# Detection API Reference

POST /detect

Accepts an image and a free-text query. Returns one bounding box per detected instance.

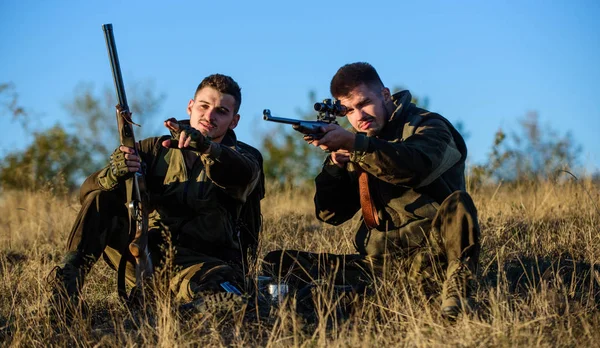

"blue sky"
[1,0,599,173]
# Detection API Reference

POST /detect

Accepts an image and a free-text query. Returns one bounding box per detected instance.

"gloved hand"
[98,146,140,190]
[162,118,211,153]
[109,147,130,177]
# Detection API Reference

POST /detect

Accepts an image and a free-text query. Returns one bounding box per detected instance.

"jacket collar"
[388,90,413,124]
[221,128,237,147]
[375,90,412,138]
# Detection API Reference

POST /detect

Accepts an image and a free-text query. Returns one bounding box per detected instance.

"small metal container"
[257,276,272,290]
[268,283,289,304]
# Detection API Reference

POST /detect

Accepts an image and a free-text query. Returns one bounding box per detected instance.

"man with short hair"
[48,74,263,316]
[264,62,480,319]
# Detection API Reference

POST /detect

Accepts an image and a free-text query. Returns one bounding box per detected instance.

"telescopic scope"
[313,99,348,116]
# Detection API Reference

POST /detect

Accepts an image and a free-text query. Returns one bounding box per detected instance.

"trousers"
[263,191,480,290]
[65,189,243,302]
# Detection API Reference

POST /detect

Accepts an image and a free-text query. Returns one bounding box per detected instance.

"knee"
[81,189,102,204]
[84,189,126,215]
[444,190,476,211]
[448,190,470,202]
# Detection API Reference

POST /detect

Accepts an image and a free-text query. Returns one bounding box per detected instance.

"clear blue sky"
[1,0,599,173]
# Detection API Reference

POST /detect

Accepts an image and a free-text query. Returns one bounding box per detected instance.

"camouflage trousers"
[263,191,480,292]
[66,189,243,303]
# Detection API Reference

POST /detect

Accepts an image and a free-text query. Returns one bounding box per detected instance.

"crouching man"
[264,62,480,319]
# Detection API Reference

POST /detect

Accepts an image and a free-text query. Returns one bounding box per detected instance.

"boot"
[179,291,247,316]
[46,253,89,322]
[441,258,474,320]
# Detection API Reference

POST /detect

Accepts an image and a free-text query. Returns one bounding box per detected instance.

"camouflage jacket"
[80,127,261,256]
[314,90,467,257]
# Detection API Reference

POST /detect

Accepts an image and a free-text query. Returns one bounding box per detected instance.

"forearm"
[79,169,107,203]
[202,144,261,202]
[81,137,160,202]
[314,159,360,225]
[350,120,461,187]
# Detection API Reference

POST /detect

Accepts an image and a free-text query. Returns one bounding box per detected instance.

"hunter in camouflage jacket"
[70,127,261,301]
[314,90,469,258]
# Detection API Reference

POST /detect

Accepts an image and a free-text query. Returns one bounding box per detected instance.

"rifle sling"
[357,168,380,229]
[117,252,129,300]
[117,178,137,303]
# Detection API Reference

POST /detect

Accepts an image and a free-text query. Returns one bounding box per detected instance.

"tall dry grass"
[0,179,599,347]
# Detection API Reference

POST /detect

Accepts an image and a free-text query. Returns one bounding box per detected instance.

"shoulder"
[398,108,453,139]
[416,113,452,130]
[236,140,263,162]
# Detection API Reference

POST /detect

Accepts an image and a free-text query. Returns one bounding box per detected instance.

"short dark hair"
[195,74,242,114]
[330,62,384,98]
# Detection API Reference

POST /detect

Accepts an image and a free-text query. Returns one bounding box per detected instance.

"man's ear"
[382,87,391,102]
[186,99,194,116]
[229,114,240,130]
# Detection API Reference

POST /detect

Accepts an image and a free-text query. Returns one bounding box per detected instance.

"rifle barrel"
[263,112,301,125]
[102,24,128,108]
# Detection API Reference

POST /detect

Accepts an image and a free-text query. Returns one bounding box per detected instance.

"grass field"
[0,178,599,347]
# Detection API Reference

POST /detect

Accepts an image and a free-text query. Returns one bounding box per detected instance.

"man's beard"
[365,101,389,137]
[366,128,378,137]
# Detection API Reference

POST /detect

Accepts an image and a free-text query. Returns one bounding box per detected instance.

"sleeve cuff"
[202,142,221,159]
[97,167,118,191]
[350,133,370,162]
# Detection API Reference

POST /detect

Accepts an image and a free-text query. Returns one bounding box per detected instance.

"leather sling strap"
[357,168,380,229]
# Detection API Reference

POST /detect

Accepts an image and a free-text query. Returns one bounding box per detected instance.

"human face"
[337,83,391,137]
[187,87,240,143]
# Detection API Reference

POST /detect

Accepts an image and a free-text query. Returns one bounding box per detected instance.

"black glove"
[165,118,211,152]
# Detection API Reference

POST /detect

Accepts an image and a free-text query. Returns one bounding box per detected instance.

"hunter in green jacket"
[49,74,262,316]
[264,62,480,320]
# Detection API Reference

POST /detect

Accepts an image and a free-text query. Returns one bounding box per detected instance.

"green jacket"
[80,128,261,256]
[314,90,467,257]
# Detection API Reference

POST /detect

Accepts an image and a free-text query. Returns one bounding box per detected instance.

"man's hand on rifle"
[162,118,211,153]
[302,123,355,153]
[110,146,142,175]
[98,145,142,190]
[330,150,352,168]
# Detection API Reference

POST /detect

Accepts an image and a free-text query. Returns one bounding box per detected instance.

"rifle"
[102,23,153,304]
[263,99,348,139]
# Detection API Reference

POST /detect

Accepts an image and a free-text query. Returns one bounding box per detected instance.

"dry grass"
[0,179,599,347]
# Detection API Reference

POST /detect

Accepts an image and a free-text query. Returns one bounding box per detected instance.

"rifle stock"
[102,24,153,301]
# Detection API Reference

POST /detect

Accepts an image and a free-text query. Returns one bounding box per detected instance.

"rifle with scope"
[263,99,347,139]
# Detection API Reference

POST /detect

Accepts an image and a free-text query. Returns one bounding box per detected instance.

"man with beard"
[48,74,263,317]
[264,62,480,319]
